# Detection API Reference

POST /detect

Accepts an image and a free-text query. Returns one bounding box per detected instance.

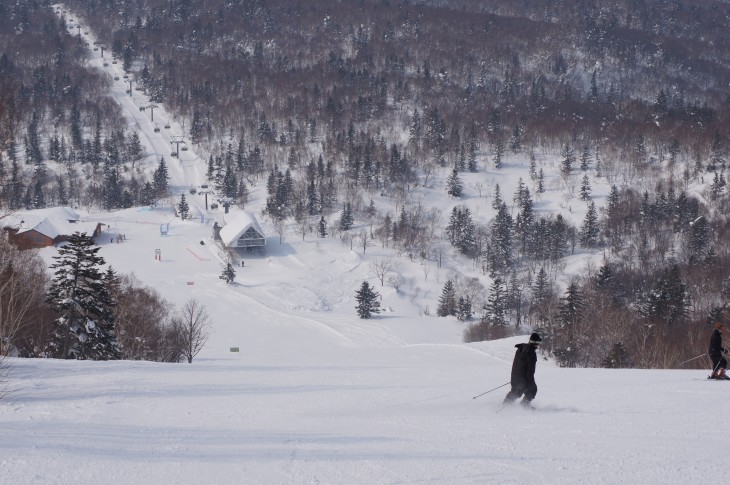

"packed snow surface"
[2,6,725,484]
[1,207,725,485]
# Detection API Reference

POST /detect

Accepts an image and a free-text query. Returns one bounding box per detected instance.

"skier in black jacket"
[503,333,542,407]
[709,322,729,380]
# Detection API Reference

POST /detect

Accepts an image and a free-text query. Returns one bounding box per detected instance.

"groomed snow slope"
[1,206,726,485]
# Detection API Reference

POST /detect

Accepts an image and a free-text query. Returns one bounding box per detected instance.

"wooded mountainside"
[2,0,730,367]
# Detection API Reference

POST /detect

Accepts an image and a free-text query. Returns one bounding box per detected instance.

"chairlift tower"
[171,136,186,158]
[93,41,107,58]
[198,187,213,211]
[141,103,159,122]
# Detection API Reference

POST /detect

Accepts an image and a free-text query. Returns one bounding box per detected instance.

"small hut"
[219,212,266,249]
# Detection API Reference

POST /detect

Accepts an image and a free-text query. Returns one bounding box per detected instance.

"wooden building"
[2,207,104,250]
[219,212,266,249]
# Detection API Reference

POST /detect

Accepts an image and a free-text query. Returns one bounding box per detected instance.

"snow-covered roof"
[219,211,265,247]
[1,207,100,239]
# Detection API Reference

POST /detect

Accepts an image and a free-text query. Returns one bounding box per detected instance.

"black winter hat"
[529,333,542,345]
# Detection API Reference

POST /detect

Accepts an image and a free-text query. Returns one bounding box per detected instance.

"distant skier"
[503,333,542,407]
[709,322,729,380]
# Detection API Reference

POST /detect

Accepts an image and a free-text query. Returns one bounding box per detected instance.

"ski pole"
[679,353,707,366]
[472,382,510,400]
[711,356,724,376]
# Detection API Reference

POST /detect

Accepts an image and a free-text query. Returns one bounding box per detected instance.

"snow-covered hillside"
[1,6,726,485]
[2,204,726,485]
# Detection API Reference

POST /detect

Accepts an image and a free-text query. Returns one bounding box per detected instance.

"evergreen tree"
[339,202,354,231]
[559,282,583,329]
[365,199,377,219]
[532,266,551,323]
[509,121,524,153]
[222,165,238,198]
[306,179,319,215]
[709,132,725,173]
[596,263,614,288]
[57,174,68,206]
[642,264,689,326]
[437,280,457,317]
[529,158,537,181]
[103,266,121,297]
[178,193,190,220]
[561,143,575,174]
[492,138,505,169]
[355,281,381,318]
[141,181,156,206]
[485,277,508,326]
[45,233,119,360]
[467,124,478,172]
[190,110,205,144]
[207,154,215,179]
[492,183,503,210]
[318,216,327,238]
[548,214,570,262]
[580,145,592,171]
[709,172,725,200]
[606,185,620,221]
[506,270,524,326]
[128,132,143,163]
[446,168,463,197]
[104,166,123,210]
[219,260,236,284]
[456,296,473,321]
[445,206,476,255]
[153,156,169,197]
[687,215,710,263]
[555,282,583,367]
[409,108,422,143]
[579,201,600,248]
[490,202,513,274]
[579,174,592,201]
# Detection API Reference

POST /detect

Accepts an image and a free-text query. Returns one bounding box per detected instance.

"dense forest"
[2,0,730,367]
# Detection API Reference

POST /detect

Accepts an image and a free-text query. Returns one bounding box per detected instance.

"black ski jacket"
[709,329,726,360]
[510,343,537,387]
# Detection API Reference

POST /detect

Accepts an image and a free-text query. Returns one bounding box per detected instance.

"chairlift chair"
[171,151,177,157]
[181,145,189,151]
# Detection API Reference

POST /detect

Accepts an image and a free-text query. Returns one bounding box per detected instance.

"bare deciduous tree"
[0,239,48,356]
[175,299,212,364]
[369,258,395,286]
[0,355,12,400]
[113,274,176,361]
[359,229,370,254]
